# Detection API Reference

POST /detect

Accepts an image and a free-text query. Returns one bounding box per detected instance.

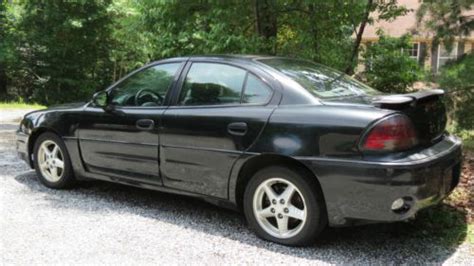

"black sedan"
[16,55,462,246]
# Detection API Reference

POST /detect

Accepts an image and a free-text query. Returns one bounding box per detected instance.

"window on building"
[403,43,419,61]
[437,43,458,72]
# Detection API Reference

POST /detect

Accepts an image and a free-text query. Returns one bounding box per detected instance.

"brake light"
[361,114,418,152]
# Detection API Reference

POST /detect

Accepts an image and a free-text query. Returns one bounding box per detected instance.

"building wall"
[356,39,474,75]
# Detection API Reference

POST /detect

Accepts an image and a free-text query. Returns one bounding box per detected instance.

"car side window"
[109,63,181,107]
[243,74,272,104]
[178,63,247,106]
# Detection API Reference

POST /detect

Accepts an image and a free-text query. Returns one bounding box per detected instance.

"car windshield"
[259,58,381,100]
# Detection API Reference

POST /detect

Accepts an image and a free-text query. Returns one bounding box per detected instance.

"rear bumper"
[300,135,462,226]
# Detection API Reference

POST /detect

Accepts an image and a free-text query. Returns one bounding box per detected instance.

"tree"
[16,1,114,104]
[417,0,474,50]
[0,1,12,99]
[134,1,268,60]
[1,0,413,104]
[438,53,474,130]
[275,1,365,69]
[107,0,152,82]
[0,3,7,99]
[254,0,277,54]
[133,1,402,70]
[362,32,423,93]
[416,1,474,130]
[345,0,409,74]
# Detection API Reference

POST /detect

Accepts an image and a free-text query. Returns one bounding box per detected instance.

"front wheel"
[33,132,76,189]
[243,166,327,246]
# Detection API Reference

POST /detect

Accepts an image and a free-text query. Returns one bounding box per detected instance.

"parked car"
[16,55,462,246]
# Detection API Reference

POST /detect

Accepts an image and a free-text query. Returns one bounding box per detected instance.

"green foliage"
[362,32,423,93]
[276,1,361,70]
[0,101,45,110]
[0,2,20,100]
[134,1,270,58]
[107,0,153,81]
[452,128,474,150]
[412,206,469,247]
[0,0,425,105]
[417,0,474,50]
[438,53,474,130]
[5,1,114,105]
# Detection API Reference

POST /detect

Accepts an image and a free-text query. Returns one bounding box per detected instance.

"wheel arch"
[234,153,327,212]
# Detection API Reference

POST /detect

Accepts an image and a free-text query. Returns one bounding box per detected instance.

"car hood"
[46,102,88,110]
[23,102,87,122]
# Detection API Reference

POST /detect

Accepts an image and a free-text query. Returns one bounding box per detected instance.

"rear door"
[160,60,278,198]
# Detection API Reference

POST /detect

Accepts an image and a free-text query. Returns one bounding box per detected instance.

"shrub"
[438,53,474,131]
[361,32,423,94]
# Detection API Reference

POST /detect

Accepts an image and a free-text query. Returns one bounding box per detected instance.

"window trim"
[410,42,420,61]
[170,61,275,109]
[437,43,458,72]
[401,42,420,61]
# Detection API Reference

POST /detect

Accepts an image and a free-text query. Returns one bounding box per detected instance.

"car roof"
[154,54,285,64]
[188,54,276,60]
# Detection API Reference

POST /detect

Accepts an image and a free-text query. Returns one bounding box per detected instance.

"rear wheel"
[33,132,76,189]
[243,166,327,246]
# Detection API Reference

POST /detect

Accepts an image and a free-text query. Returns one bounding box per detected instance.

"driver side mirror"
[92,90,109,108]
[92,90,123,115]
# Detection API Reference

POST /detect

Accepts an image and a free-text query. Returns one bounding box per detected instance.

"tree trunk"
[308,3,320,62]
[254,0,277,54]
[345,0,373,75]
[0,63,7,100]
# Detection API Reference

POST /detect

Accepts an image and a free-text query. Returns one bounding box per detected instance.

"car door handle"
[227,122,248,136]
[136,119,155,131]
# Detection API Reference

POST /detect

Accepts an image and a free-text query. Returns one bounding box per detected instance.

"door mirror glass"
[92,91,108,107]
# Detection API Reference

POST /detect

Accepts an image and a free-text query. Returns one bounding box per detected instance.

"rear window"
[259,58,380,99]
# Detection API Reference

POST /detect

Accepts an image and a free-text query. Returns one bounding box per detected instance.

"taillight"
[360,114,418,152]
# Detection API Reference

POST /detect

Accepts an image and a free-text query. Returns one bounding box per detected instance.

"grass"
[411,205,469,247]
[452,128,474,151]
[468,224,474,244]
[462,134,474,151]
[0,101,45,110]
[447,125,474,151]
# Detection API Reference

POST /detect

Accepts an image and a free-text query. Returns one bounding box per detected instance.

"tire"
[33,132,76,189]
[243,166,327,246]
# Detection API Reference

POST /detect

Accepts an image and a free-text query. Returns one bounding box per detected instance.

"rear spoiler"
[372,89,444,109]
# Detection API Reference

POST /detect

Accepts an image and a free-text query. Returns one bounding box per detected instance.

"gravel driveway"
[1,109,473,265]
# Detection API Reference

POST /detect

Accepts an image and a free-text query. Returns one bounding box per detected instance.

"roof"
[186,54,277,61]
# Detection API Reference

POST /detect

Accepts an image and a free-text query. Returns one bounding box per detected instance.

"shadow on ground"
[14,171,468,264]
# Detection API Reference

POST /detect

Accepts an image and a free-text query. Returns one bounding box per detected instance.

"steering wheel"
[134,89,163,106]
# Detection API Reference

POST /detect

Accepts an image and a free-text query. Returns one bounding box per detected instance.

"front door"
[78,62,183,184]
[160,61,276,198]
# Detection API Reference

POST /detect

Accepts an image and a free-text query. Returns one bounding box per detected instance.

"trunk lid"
[371,89,447,146]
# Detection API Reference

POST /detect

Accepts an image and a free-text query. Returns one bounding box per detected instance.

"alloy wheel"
[37,140,65,182]
[252,177,307,239]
